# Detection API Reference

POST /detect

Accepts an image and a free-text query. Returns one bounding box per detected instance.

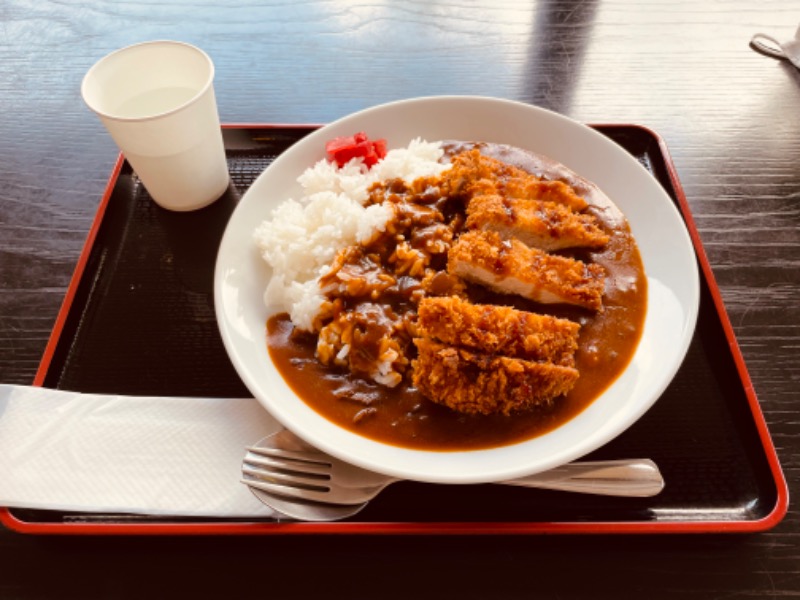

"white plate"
[214,96,700,484]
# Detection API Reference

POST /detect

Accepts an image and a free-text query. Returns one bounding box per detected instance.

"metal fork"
[241,430,664,507]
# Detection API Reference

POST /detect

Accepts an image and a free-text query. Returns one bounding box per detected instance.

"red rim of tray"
[0,123,787,535]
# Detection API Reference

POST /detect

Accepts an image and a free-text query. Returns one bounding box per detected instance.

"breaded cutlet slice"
[439,149,512,196]
[448,230,606,311]
[440,149,589,212]
[465,194,609,251]
[412,338,579,415]
[417,296,579,367]
[504,179,588,212]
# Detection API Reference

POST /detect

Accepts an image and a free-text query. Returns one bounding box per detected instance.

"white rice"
[254,138,451,331]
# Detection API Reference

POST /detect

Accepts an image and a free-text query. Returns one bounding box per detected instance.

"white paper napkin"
[0,384,280,518]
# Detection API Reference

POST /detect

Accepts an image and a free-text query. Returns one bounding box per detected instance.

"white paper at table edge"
[0,384,279,518]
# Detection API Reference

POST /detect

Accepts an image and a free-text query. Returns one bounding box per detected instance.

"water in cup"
[114,87,198,119]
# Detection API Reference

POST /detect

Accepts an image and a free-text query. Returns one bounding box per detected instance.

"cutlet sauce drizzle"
[267,142,647,451]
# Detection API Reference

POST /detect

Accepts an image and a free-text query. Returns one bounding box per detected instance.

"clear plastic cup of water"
[81,41,229,211]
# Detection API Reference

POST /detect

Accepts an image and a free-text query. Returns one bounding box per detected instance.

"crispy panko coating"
[440,149,589,211]
[504,179,588,212]
[465,193,609,251]
[412,338,579,416]
[448,230,606,311]
[438,149,508,196]
[417,296,579,367]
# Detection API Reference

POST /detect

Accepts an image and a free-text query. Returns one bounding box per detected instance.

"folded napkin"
[0,384,279,518]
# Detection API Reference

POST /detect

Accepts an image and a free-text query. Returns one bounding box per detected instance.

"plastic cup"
[81,41,230,211]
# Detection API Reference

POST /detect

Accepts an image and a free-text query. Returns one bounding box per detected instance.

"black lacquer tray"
[0,125,787,535]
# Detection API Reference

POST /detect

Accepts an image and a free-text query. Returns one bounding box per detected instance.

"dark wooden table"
[1,1,798,597]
